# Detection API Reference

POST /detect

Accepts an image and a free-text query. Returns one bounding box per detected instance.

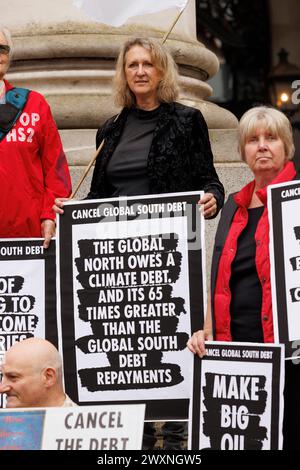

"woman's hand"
[198,193,217,219]
[187,329,213,358]
[41,219,56,249]
[53,197,70,215]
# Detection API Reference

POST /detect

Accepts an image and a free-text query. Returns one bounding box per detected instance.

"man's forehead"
[2,352,28,372]
[0,356,6,370]
[1,361,27,376]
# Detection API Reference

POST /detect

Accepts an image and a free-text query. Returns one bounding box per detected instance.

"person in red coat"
[188,106,300,449]
[0,27,71,247]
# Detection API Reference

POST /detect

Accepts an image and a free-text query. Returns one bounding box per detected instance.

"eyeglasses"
[0,44,10,55]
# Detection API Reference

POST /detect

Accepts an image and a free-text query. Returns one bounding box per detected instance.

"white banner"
[73,0,188,26]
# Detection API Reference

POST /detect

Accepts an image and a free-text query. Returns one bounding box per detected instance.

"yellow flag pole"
[69,1,190,199]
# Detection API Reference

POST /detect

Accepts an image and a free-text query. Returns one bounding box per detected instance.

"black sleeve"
[190,109,224,217]
[210,193,237,336]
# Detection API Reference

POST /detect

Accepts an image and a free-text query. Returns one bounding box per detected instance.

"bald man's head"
[5,338,63,379]
[0,338,65,408]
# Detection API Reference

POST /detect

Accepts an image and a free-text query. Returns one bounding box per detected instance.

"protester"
[54,36,224,217]
[0,26,71,248]
[188,106,300,450]
[0,337,76,408]
[54,36,224,449]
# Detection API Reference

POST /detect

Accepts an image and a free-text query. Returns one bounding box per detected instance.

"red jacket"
[0,80,71,237]
[213,161,296,342]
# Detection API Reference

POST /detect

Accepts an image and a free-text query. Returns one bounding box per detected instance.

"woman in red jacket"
[0,27,71,247]
[188,106,300,449]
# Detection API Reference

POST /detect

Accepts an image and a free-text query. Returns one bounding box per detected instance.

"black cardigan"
[87,102,224,216]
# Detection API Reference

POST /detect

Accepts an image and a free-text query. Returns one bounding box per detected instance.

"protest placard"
[268,181,300,358]
[57,192,205,419]
[189,342,284,450]
[0,239,57,352]
[0,404,145,450]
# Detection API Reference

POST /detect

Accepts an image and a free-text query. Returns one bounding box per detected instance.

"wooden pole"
[70,139,105,199]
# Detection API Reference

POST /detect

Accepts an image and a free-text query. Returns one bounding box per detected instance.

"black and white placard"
[268,180,300,358]
[0,239,57,408]
[189,342,284,450]
[57,192,205,420]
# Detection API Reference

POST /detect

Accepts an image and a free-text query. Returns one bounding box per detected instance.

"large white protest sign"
[57,192,205,420]
[0,404,145,450]
[189,342,284,450]
[0,239,57,409]
[268,180,300,358]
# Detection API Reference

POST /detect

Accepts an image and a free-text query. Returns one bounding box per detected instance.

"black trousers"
[143,422,187,450]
